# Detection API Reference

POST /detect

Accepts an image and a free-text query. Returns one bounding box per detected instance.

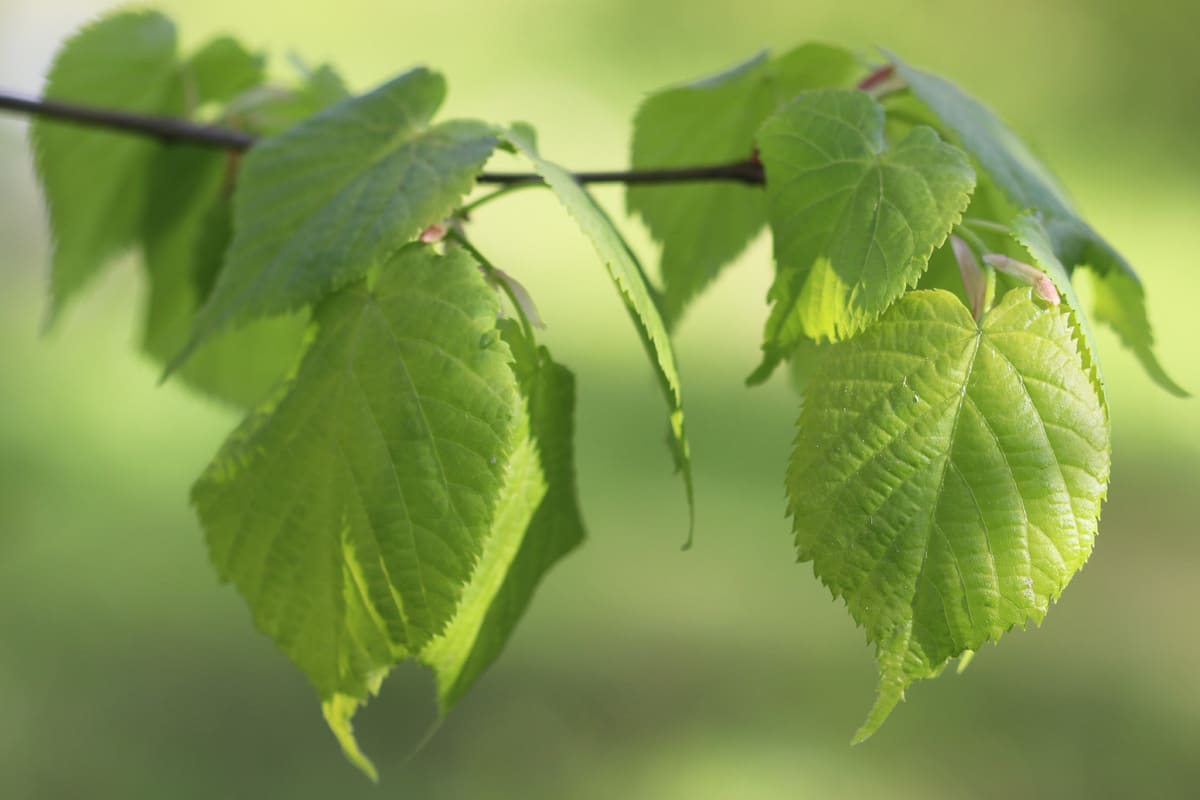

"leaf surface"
[890,53,1185,396]
[628,44,858,323]
[508,129,695,542]
[193,244,520,704]
[423,321,586,709]
[142,145,308,407]
[788,288,1109,741]
[754,88,974,377]
[181,69,497,358]
[31,10,182,318]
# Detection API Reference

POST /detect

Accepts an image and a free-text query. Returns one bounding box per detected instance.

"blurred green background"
[2,0,1198,797]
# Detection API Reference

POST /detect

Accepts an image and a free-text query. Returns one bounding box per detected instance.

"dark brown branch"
[0,89,765,186]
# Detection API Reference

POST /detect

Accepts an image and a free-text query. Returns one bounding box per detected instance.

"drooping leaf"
[424,320,585,709]
[753,88,975,377]
[31,10,182,319]
[506,128,695,543]
[627,44,859,324]
[179,68,498,362]
[185,35,265,108]
[789,288,1109,741]
[192,244,521,706]
[142,145,308,407]
[319,321,585,778]
[890,52,1185,396]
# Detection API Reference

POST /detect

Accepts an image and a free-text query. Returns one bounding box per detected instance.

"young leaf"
[627,44,858,324]
[142,145,308,407]
[192,244,521,704]
[754,89,974,376]
[31,10,182,319]
[890,53,1186,396]
[789,289,1109,742]
[506,128,695,543]
[179,68,498,362]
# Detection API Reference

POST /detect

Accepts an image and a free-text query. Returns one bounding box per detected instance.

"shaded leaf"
[789,288,1109,741]
[628,44,858,323]
[142,145,308,407]
[185,35,265,108]
[31,10,182,318]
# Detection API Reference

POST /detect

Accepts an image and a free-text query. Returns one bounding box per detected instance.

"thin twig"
[0,89,765,186]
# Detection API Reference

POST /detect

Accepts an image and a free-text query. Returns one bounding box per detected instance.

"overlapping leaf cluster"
[629,47,1181,737]
[26,8,1184,779]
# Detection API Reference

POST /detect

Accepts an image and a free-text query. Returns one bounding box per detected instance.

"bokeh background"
[2,1,1198,797]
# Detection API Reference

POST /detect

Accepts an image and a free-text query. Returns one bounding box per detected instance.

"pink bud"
[983,254,1060,305]
[950,236,986,320]
[419,223,448,244]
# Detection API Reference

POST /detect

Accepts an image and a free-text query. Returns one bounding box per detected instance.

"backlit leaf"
[789,288,1109,741]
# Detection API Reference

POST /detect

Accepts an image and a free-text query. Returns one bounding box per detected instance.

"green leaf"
[1009,212,1107,412]
[789,288,1109,741]
[141,145,308,407]
[193,244,520,704]
[224,64,350,136]
[185,35,265,108]
[627,44,858,324]
[179,68,498,362]
[424,321,585,710]
[506,128,695,544]
[31,10,182,319]
[754,88,974,375]
[318,321,585,778]
[890,52,1185,396]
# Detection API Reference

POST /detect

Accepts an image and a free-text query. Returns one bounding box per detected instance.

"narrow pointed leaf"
[507,129,694,542]
[181,69,498,359]
[890,52,1185,396]
[789,288,1109,741]
[755,88,974,375]
[193,244,521,703]
[31,10,182,318]
[628,44,858,323]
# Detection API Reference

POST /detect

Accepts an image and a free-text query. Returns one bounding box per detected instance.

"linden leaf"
[193,244,521,704]
[753,88,974,379]
[627,44,859,324]
[31,10,182,319]
[179,68,497,361]
[789,288,1109,741]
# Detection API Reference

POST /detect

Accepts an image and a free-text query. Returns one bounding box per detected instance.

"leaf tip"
[322,694,379,782]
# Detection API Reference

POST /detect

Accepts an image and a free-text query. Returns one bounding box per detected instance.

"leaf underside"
[789,288,1109,741]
